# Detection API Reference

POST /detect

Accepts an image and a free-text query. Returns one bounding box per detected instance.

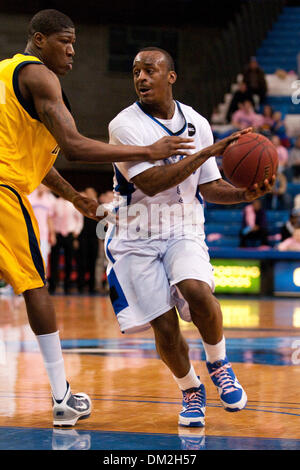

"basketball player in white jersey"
[105,47,274,427]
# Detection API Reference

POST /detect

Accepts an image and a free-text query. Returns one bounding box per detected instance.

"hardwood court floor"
[0,293,299,450]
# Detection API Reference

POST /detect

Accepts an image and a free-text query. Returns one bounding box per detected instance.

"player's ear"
[32,32,47,49]
[168,71,177,85]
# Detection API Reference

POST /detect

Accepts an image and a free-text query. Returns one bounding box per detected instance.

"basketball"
[222,133,278,188]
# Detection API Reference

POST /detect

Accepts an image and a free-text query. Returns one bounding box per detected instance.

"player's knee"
[184,281,213,312]
[151,314,181,349]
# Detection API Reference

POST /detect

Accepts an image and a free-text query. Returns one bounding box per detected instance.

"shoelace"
[183,389,205,411]
[209,363,238,395]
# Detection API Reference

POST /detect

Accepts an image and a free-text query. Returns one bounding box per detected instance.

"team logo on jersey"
[188,123,196,136]
[51,145,60,155]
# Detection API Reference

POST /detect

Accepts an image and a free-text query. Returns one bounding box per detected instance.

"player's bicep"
[22,64,79,145]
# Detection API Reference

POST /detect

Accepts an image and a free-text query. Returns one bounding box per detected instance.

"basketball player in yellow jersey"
[0,9,195,427]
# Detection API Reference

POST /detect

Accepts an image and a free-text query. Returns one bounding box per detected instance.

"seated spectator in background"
[294,193,300,210]
[243,57,268,105]
[226,81,255,123]
[231,100,263,131]
[77,187,99,294]
[280,208,300,241]
[270,135,289,173]
[240,200,269,247]
[49,196,83,295]
[278,225,300,251]
[288,137,300,181]
[28,184,56,272]
[265,172,291,210]
[271,111,290,147]
[260,105,275,136]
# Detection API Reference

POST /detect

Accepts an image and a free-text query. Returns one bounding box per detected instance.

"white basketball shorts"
[105,233,215,334]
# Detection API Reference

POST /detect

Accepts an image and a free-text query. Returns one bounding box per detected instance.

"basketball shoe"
[179,382,206,427]
[206,357,247,412]
[52,382,91,426]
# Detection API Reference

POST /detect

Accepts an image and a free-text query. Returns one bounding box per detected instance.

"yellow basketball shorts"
[0,184,45,295]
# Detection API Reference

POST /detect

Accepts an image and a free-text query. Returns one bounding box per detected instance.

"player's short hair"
[27,9,74,39]
[137,47,175,72]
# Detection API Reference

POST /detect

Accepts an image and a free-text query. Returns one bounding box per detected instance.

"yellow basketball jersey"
[0,53,59,194]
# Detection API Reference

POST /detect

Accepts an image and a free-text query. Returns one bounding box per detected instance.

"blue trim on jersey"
[196,189,203,205]
[107,268,129,315]
[12,61,44,121]
[113,164,135,205]
[136,101,187,136]
[105,225,116,264]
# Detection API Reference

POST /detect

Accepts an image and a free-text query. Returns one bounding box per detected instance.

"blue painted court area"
[3,336,300,365]
[0,426,299,450]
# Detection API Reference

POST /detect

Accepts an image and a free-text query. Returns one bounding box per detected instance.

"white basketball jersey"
[108,100,221,239]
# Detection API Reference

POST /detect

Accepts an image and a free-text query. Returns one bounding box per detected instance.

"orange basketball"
[222,133,278,188]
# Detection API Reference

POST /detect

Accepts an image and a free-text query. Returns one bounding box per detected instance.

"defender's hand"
[147,136,195,161]
[72,194,104,221]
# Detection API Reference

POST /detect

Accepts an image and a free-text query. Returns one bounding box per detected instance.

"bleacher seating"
[207,6,300,253]
[204,209,290,248]
[256,7,300,74]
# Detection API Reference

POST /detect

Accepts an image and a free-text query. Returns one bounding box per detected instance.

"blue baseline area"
[209,248,300,260]
[3,337,300,366]
[0,426,299,450]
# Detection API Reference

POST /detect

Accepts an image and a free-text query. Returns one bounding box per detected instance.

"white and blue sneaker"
[207,357,247,412]
[52,383,91,426]
[179,383,206,427]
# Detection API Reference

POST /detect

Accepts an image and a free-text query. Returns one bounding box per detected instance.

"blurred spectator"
[225,81,255,123]
[242,57,268,105]
[278,225,300,251]
[260,105,275,136]
[265,172,291,210]
[28,184,56,272]
[231,100,263,130]
[270,135,289,173]
[77,187,99,294]
[271,111,290,146]
[280,208,300,241]
[287,137,300,181]
[49,197,83,294]
[240,200,269,247]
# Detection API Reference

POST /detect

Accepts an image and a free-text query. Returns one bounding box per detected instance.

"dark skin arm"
[19,64,194,163]
[42,167,100,220]
[132,128,252,197]
[198,176,276,204]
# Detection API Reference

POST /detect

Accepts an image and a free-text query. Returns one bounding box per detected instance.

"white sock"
[36,331,67,401]
[173,365,201,391]
[202,336,226,364]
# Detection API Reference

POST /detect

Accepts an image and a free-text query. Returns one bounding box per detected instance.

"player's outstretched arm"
[21,65,194,163]
[42,166,100,220]
[132,129,252,197]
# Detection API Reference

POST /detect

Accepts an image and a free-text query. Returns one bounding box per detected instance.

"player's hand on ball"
[207,127,253,157]
[243,175,276,202]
